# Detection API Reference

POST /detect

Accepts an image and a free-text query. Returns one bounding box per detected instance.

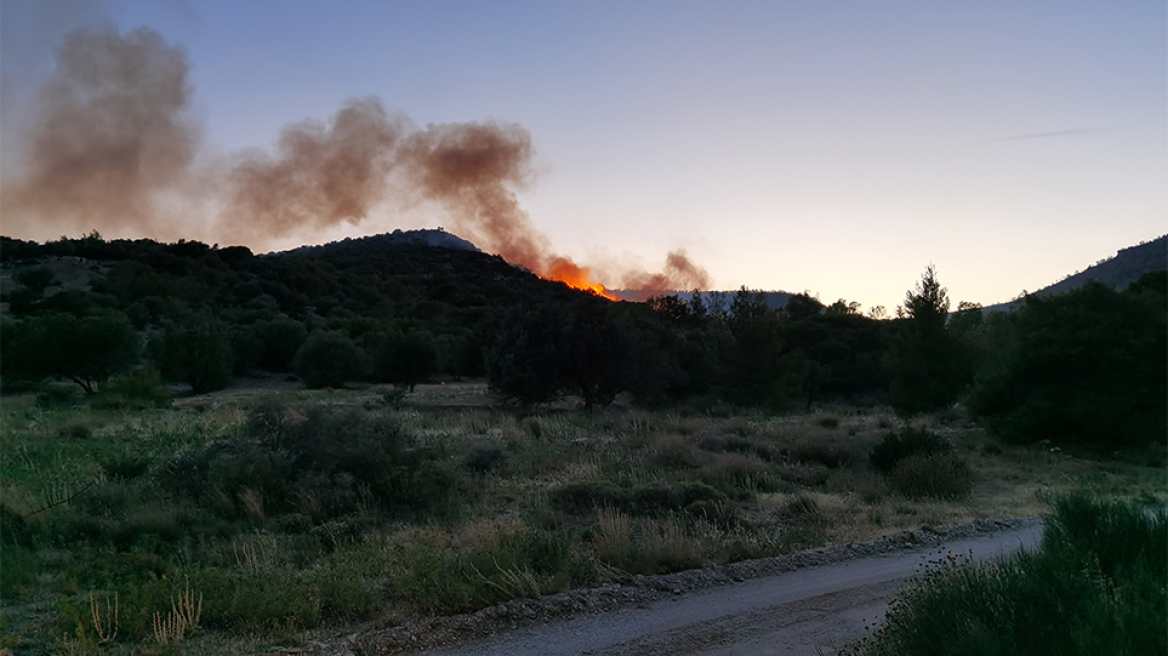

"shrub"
[780,492,822,519]
[888,452,972,500]
[165,406,453,522]
[36,386,80,408]
[549,480,725,516]
[870,427,951,474]
[100,452,153,478]
[851,495,1167,656]
[462,443,506,473]
[91,367,172,409]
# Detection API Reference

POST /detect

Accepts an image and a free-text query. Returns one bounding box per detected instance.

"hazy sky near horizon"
[2,0,1164,311]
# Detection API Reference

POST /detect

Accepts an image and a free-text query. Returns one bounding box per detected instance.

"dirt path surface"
[416,524,1043,656]
[282,520,1040,656]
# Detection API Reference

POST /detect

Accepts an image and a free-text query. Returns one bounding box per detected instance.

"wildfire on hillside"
[2,25,709,299]
[544,257,617,300]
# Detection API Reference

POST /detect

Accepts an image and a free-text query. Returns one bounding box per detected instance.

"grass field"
[1,381,1164,655]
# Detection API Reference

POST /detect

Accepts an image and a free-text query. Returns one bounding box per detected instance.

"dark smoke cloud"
[3,25,709,293]
[623,249,711,292]
[226,98,405,243]
[397,122,551,273]
[2,26,198,238]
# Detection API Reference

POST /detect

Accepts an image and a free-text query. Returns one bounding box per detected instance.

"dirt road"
[421,525,1042,656]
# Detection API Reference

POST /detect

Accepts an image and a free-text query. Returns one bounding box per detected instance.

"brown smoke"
[3,25,710,295]
[2,26,198,238]
[226,98,404,243]
[623,250,711,292]
[396,122,552,273]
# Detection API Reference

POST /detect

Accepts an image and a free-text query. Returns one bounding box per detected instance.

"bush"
[91,368,172,409]
[165,406,454,522]
[851,495,1167,656]
[870,427,951,474]
[549,480,726,516]
[888,452,972,500]
[462,443,506,473]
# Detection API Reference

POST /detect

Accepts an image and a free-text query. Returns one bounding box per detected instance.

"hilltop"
[982,235,1167,313]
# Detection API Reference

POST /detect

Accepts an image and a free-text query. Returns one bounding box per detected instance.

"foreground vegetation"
[2,234,1164,451]
[850,495,1167,656]
[2,384,1164,655]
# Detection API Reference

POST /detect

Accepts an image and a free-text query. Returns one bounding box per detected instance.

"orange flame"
[544,257,617,300]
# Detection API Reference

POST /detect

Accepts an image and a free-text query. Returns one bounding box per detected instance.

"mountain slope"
[982,235,1166,313]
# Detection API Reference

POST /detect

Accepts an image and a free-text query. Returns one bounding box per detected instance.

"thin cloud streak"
[998,128,1103,142]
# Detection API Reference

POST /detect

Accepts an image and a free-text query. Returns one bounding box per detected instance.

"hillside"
[982,235,1167,313]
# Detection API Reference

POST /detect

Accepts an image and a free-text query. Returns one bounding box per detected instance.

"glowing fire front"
[544,257,617,300]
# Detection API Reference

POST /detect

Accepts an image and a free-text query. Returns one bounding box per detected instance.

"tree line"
[1,234,1163,449]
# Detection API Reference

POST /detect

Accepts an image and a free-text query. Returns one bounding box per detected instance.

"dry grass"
[3,383,1164,655]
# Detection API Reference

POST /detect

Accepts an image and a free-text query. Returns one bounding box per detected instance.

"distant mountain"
[611,289,795,309]
[287,228,480,256]
[982,235,1167,313]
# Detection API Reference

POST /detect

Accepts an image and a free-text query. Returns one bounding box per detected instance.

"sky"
[1,0,1165,312]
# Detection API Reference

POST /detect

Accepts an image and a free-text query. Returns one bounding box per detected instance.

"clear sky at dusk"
[2,0,1164,312]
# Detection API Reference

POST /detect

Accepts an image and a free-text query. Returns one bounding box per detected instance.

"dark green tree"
[255,318,309,372]
[784,292,824,321]
[484,304,567,406]
[159,320,235,394]
[1,310,140,394]
[374,330,438,391]
[887,265,969,415]
[294,331,369,388]
[722,288,800,408]
[484,299,630,410]
[969,278,1166,447]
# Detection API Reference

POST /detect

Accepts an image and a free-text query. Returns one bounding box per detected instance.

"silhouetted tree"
[784,292,824,321]
[2,310,140,394]
[255,318,308,371]
[969,278,1166,447]
[159,319,235,394]
[485,299,630,410]
[485,303,568,406]
[294,331,369,388]
[374,330,438,391]
[722,289,800,408]
[887,266,969,415]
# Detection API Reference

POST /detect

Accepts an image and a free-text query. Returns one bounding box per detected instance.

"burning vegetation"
[2,25,707,296]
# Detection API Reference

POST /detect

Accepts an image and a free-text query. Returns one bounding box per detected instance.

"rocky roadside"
[259,517,1041,656]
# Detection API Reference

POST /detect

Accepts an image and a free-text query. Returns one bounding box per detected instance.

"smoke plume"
[226,98,404,244]
[397,122,550,273]
[623,249,711,293]
[2,26,198,238]
[3,25,710,295]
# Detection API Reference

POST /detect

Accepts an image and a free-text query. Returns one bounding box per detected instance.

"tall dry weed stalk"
[593,508,631,561]
[152,579,202,646]
[89,592,118,644]
[238,486,265,521]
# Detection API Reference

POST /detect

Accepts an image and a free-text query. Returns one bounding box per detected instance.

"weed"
[99,453,152,480]
[889,452,973,500]
[56,421,94,440]
[522,416,544,438]
[870,427,952,474]
[463,443,506,473]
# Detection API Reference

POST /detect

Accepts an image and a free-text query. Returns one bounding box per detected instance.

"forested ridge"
[1,231,1164,449]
